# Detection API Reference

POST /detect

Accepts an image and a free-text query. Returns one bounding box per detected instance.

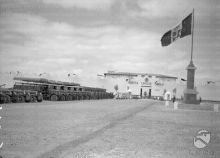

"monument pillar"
[184,60,198,104]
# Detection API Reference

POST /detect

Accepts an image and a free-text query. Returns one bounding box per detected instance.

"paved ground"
[0,99,220,158]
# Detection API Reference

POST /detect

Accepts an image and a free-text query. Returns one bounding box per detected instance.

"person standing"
[173,95,176,103]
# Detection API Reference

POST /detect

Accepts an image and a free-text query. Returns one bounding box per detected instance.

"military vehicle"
[0,88,43,104]
[13,77,113,101]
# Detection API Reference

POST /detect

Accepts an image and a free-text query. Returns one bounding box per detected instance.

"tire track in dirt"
[36,101,156,158]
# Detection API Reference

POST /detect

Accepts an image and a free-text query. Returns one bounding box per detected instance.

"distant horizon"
[0,69,218,85]
[1,70,220,101]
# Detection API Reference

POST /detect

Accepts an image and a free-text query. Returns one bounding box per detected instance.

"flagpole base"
[183,88,199,104]
[183,61,199,104]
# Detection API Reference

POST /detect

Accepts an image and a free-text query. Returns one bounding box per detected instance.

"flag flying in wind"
[161,13,192,46]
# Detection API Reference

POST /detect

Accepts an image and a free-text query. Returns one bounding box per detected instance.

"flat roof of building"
[104,72,177,79]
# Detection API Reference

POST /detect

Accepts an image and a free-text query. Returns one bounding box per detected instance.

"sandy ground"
[0,99,220,158]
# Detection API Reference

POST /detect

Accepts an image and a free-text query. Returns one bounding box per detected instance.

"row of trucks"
[0,88,43,104]
[0,77,114,104]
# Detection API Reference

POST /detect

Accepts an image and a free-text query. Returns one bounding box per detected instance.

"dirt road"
[0,99,219,158]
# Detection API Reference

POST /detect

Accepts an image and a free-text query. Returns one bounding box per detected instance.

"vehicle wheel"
[4,95,11,103]
[50,94,58,101]
[37,92,43,102]
[77,95,81,100]
[25,93,31,102]
[12,96,18,103]
[75,95,78,100]
[67,95,72,101]
[59,95,66,101]
[18,96,25,103]
[81,95,85,100]
[37,94,43,102]
[72,95,76,100]
[75,95,79,100]
[37,98,43,102]
[31,96,37,102]
[0,95,4,104]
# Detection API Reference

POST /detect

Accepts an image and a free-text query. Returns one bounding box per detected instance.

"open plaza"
[0,99,219,158]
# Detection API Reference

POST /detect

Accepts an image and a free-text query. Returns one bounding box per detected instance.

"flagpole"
[190,8,194,62]
[184,8,198,104]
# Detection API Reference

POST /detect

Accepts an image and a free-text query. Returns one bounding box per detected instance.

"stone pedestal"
[184,88,198,104]
[184,61,199,104]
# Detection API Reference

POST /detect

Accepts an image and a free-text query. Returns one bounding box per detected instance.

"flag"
[161,13,192,46]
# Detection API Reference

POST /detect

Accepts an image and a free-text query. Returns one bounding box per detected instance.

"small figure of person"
[172,95,176,103]
[199,96,202,103]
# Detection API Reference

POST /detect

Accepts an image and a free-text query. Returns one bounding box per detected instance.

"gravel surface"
[0,99,219,158]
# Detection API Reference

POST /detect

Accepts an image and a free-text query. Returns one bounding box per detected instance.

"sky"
[0,0,219,87]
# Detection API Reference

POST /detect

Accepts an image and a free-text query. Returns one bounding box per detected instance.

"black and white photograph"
[0,0,219,157]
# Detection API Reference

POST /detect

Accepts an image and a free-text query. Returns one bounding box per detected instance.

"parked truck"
[0,88,43,104]
[13,77,113,101]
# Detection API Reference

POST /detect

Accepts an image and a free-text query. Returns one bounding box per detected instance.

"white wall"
[103,74,178,97]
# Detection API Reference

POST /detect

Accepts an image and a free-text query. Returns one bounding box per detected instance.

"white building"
[101,71,180,99]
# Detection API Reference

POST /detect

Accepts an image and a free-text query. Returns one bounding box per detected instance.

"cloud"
[130,0,213,19]
[0,12,181,85]
[137,0,192,18]
[1,10,219,88]
[42,0,115,10]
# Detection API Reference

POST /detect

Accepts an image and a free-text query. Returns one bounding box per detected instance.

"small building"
[102,71,178,99]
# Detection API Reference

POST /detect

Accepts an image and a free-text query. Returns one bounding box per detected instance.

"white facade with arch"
[102,72,179,99]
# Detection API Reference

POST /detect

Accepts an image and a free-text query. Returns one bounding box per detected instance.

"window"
[67,87,71,90]
[60,86,64,90]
